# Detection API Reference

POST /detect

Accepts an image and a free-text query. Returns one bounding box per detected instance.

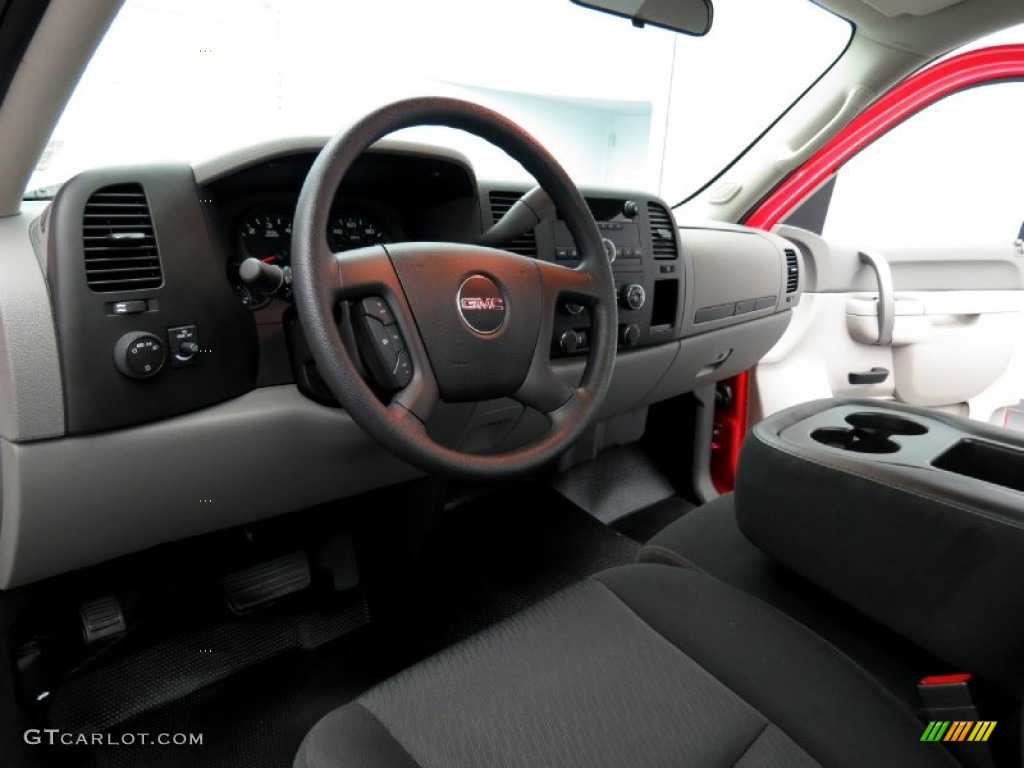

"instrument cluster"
[228,204,398,309]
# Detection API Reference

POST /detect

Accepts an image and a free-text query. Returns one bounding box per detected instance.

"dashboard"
[1,138,802,588]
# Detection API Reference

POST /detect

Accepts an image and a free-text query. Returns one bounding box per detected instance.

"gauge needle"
[261,255,278,263]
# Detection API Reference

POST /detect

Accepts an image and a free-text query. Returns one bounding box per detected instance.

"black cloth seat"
[638,494,956,713]
[295,563,956,768]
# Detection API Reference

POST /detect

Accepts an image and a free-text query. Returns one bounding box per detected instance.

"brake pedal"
[80,595,126,644]
[222,551,311,614]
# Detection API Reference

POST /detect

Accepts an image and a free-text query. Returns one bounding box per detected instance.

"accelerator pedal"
[222,551,311,614]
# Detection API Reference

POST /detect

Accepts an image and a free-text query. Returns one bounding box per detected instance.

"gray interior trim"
[777,225,1024,292]
[0,386,422,587]
[857,251,894,345]
[677,224,802,337]
[554,344,679,421]
[822,0,1024,55]
[0,203,64,441]
[648,313,793,404]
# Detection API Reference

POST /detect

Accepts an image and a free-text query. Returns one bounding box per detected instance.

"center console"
[736,399,1024,694]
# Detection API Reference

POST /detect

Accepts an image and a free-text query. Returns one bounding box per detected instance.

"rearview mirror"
[571,0,713,36]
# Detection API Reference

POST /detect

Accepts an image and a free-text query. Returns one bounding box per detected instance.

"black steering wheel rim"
[292,97,617,480]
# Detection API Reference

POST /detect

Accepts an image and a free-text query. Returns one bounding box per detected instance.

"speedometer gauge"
[238,209,293,266]
[327,212,390,252]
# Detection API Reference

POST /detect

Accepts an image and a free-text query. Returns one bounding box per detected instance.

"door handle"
[848,367,889,385]
[858,250,894,346]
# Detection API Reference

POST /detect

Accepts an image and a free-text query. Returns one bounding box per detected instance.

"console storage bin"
[736,398,1024,693]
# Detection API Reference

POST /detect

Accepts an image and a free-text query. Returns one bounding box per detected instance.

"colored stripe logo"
[921,721,996,742]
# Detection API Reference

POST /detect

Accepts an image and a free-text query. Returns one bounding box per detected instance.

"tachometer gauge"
[238,209,293,267]
[327,212,390,252]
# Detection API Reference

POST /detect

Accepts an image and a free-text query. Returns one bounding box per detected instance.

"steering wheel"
[291,97,617,480]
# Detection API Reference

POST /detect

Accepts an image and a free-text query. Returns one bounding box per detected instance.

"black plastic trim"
[46,164,259,434]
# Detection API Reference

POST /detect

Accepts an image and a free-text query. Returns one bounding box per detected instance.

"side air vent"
[82,184,163,292]
[489,191,537,256]
[647,202,679,259]
[785,249,799,293]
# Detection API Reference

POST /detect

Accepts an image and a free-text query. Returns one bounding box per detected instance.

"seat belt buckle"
[917,673,998,767]
[918,673,981,724]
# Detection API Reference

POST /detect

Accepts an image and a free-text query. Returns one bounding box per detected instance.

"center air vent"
[82,184,163,292]
[647,202,679,259]
[488,191,537,256]
[784,249,799,293]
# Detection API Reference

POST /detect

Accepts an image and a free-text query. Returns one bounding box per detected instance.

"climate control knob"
[113,332,166,380]
[620,283,646,311]
[558,330,580,355]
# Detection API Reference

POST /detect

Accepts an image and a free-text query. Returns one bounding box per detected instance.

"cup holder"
[844,412,929,436]
[810,411,928,454]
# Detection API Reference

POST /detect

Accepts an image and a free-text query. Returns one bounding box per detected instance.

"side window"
[822,81,1024,250]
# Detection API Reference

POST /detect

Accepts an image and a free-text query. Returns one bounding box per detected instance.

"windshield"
[28,0,851,203]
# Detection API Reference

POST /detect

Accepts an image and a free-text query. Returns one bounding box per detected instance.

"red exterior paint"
[745,44,1024,232]
[920,673,972,686]
[710,371,748,493]
[706,45,1024,492]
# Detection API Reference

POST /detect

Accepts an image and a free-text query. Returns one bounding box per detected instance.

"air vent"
[785,249,799,293]
[647,202,679,259]
[488,191,537,256]
[82,184,163,292]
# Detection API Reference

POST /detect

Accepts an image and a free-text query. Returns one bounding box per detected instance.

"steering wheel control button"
[114,331,166,379]
[352,309,410,391]
[369,317,399,369]
[393,351,412,388]
[168,325,200,368]
[359,296,395,326]
[457,275,507,335]
[386,325,405,352]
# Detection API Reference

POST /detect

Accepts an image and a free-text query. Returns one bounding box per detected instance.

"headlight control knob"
[114,332,166,380]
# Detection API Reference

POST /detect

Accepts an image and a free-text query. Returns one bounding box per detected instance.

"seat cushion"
[638,494,951,712]
[296,564,957,768]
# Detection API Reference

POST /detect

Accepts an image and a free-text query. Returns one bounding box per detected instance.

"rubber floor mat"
[551,446,675,524]
[41,483,638,768]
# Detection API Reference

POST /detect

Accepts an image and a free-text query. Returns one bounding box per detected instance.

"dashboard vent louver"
[647,202,679,259]
[82,184,163,292]
[489,191,538,256]
[785,249,799,293]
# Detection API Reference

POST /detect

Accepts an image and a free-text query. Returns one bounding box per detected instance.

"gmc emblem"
[457,275,508,335]
[460,297,505,311]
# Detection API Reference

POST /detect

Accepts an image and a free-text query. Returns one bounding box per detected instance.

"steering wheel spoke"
[332,245,401,301]
[512,352,574,414]
[535,259,602,306]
